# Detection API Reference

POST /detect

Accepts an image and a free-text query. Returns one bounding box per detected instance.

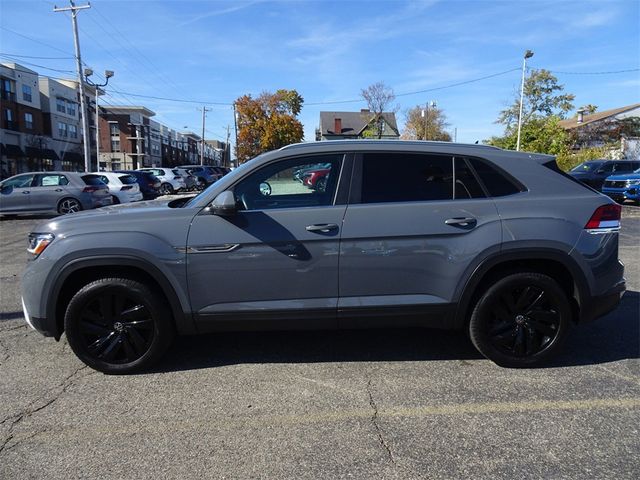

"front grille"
[605,180,627,188]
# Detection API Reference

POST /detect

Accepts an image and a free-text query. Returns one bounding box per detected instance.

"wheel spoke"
[127,327,148,355]
[120,304,145,318]
[98,294,113,323]
[529,309,559,325]
[489,320,513,336]
[113,294,125,318]
[528,318,557,338]
[523,290,545,313]
[81,309,103,324]
[88,331,115,354]
[513,326,525,356]
[79,321,110,336]
[491,302,512,323]
[500,292,517,315]
[122,318,153,329]
[121,335,136,361]
[100,334,123,361]
[492,328,516,348]
[515,287,535,311]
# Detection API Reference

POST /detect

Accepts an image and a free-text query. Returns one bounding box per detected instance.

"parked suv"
[21,141,625,373]
[602,167,640,204]
[114,170,161,200]
[178,165,222,186]
[137,167,186,194]
[569,160,640,190]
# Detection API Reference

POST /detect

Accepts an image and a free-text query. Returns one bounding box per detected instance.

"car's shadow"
[152,291,639,373]
[0,214,57,221]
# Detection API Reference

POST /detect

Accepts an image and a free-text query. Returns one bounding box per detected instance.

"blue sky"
[1,0,638,147]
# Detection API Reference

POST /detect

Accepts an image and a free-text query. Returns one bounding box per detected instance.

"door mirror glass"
[210,191,237,216]
[259,181,272,196]
[1,185,13,195]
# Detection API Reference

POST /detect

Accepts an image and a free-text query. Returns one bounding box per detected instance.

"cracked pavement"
[1,213,639,479]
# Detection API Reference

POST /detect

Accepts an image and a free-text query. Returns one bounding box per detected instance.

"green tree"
[498,69,575,130]
[235,89,304,163]
[487,116,570,156]
[401,105,451,141]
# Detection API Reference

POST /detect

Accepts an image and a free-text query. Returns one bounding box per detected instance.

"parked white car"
[88,172,143,204]
[137,168,186,195]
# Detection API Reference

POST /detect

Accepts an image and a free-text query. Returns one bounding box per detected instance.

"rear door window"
[2,174,35,188]
[36,174,69,187]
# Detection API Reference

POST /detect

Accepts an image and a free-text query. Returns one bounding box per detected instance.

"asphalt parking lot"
[1,209,638,479]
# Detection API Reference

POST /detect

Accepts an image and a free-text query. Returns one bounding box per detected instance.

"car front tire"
[468,272,571,368]
[64,277,175,374]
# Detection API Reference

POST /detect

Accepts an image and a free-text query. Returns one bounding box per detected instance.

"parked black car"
[114,170,161,200]
[569,160,640,190]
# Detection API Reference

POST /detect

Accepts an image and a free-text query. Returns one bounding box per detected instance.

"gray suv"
[21,141,626,373]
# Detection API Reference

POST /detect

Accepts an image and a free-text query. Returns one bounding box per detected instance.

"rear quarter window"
[118,175,138,185]
[82,174,106,186]
[468,158,523,197]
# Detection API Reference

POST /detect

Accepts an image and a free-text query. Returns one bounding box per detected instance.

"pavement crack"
[366,379,396,465]
[0,364,89,455]
[0,337,9,363]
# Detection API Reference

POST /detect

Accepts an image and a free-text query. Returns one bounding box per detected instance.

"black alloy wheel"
[65,277,174,374]
[159,183,173,195]
[469,272,571,367]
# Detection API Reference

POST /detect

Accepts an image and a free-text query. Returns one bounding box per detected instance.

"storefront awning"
[1,144,25,157]
[24,147,60,161]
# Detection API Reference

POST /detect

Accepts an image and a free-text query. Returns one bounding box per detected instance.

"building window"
[24,112,33,129]
[56,98,66,113]
[69,124,77,138]
[22,84,32,102]
[58,122,68,137]
[66,101,76,117]
[109,123,119,136]
[111,140,120,152]
[1,78,15,101]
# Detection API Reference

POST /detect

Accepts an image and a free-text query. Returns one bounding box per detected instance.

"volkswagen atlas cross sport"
[21,141,626,374]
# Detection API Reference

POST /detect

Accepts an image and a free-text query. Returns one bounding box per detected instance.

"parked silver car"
[0,171,112,216]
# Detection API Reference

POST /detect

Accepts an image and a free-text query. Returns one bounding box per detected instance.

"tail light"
[174,176,181,180]
[120,185,133,191]
[83,185,101,193]
[585,204,621,232]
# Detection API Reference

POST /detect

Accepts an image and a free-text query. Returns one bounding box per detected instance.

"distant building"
[316,109,399,141]
[559,103,640,159]
[1,63,47,177]
[98,106,155,171]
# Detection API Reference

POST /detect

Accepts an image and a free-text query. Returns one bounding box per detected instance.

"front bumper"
[21,296,56,337]
[602,186,640,202]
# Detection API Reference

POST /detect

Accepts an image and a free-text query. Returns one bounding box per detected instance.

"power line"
[0,52,74,60]
[550,68,640,75]
[0,26,72,56]
[0,54,75,73]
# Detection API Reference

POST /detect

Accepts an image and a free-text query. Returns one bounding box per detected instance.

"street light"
[84,68,114,170]
[516,49,534,151]
[421,100,437,140]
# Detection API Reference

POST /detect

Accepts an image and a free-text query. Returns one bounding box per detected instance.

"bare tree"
[402,105,451,141]
[360,81,398,139]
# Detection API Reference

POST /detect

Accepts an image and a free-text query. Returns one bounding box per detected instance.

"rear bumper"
[579,279,626,323]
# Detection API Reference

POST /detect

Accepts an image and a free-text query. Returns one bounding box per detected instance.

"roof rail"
[279,140,502,151]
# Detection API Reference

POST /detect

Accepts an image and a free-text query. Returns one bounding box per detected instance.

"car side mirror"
[1,185,13,195]
[210,191,237,216]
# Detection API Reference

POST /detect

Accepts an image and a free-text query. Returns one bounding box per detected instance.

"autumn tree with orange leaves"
[235,89,304,164]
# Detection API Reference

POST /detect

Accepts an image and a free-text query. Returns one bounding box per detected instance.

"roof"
[102,106,156,117]
[319,110,399,136]
[559,103,640,130]
[281,139,501,152]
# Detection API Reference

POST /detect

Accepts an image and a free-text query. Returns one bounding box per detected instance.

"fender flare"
[46,255,195,337]
[452,248,590,329]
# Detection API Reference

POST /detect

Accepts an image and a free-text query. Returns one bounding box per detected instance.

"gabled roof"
[559,103,640,130]
[320,110,399,136]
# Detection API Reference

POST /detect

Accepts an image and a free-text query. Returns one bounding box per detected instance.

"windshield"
[571,161,604,172]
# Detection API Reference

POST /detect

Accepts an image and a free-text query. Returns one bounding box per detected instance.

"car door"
[186,154,350,331]
[338,152,502,327]
[0,174,36,212]
[30,174,71,212]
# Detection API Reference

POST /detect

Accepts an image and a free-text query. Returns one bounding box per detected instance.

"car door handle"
[22,190,30,194]
[445,217,477,227]
[306,223,339,233]
[54,188,63,192]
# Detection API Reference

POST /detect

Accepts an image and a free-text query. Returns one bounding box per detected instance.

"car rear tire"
[64,277,175,374]
[111,195,120,205]
[468,272,571,368]
[159,183,173,195]
[57,198,83,215]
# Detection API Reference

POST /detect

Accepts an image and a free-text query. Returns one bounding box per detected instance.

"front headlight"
[27,233,55,257]
[626,179,640,186]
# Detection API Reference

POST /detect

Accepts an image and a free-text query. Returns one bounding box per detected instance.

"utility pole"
[233,102,238,165]
[54,0,92,172]
[225,125,230,168]
[199,106,209,166]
